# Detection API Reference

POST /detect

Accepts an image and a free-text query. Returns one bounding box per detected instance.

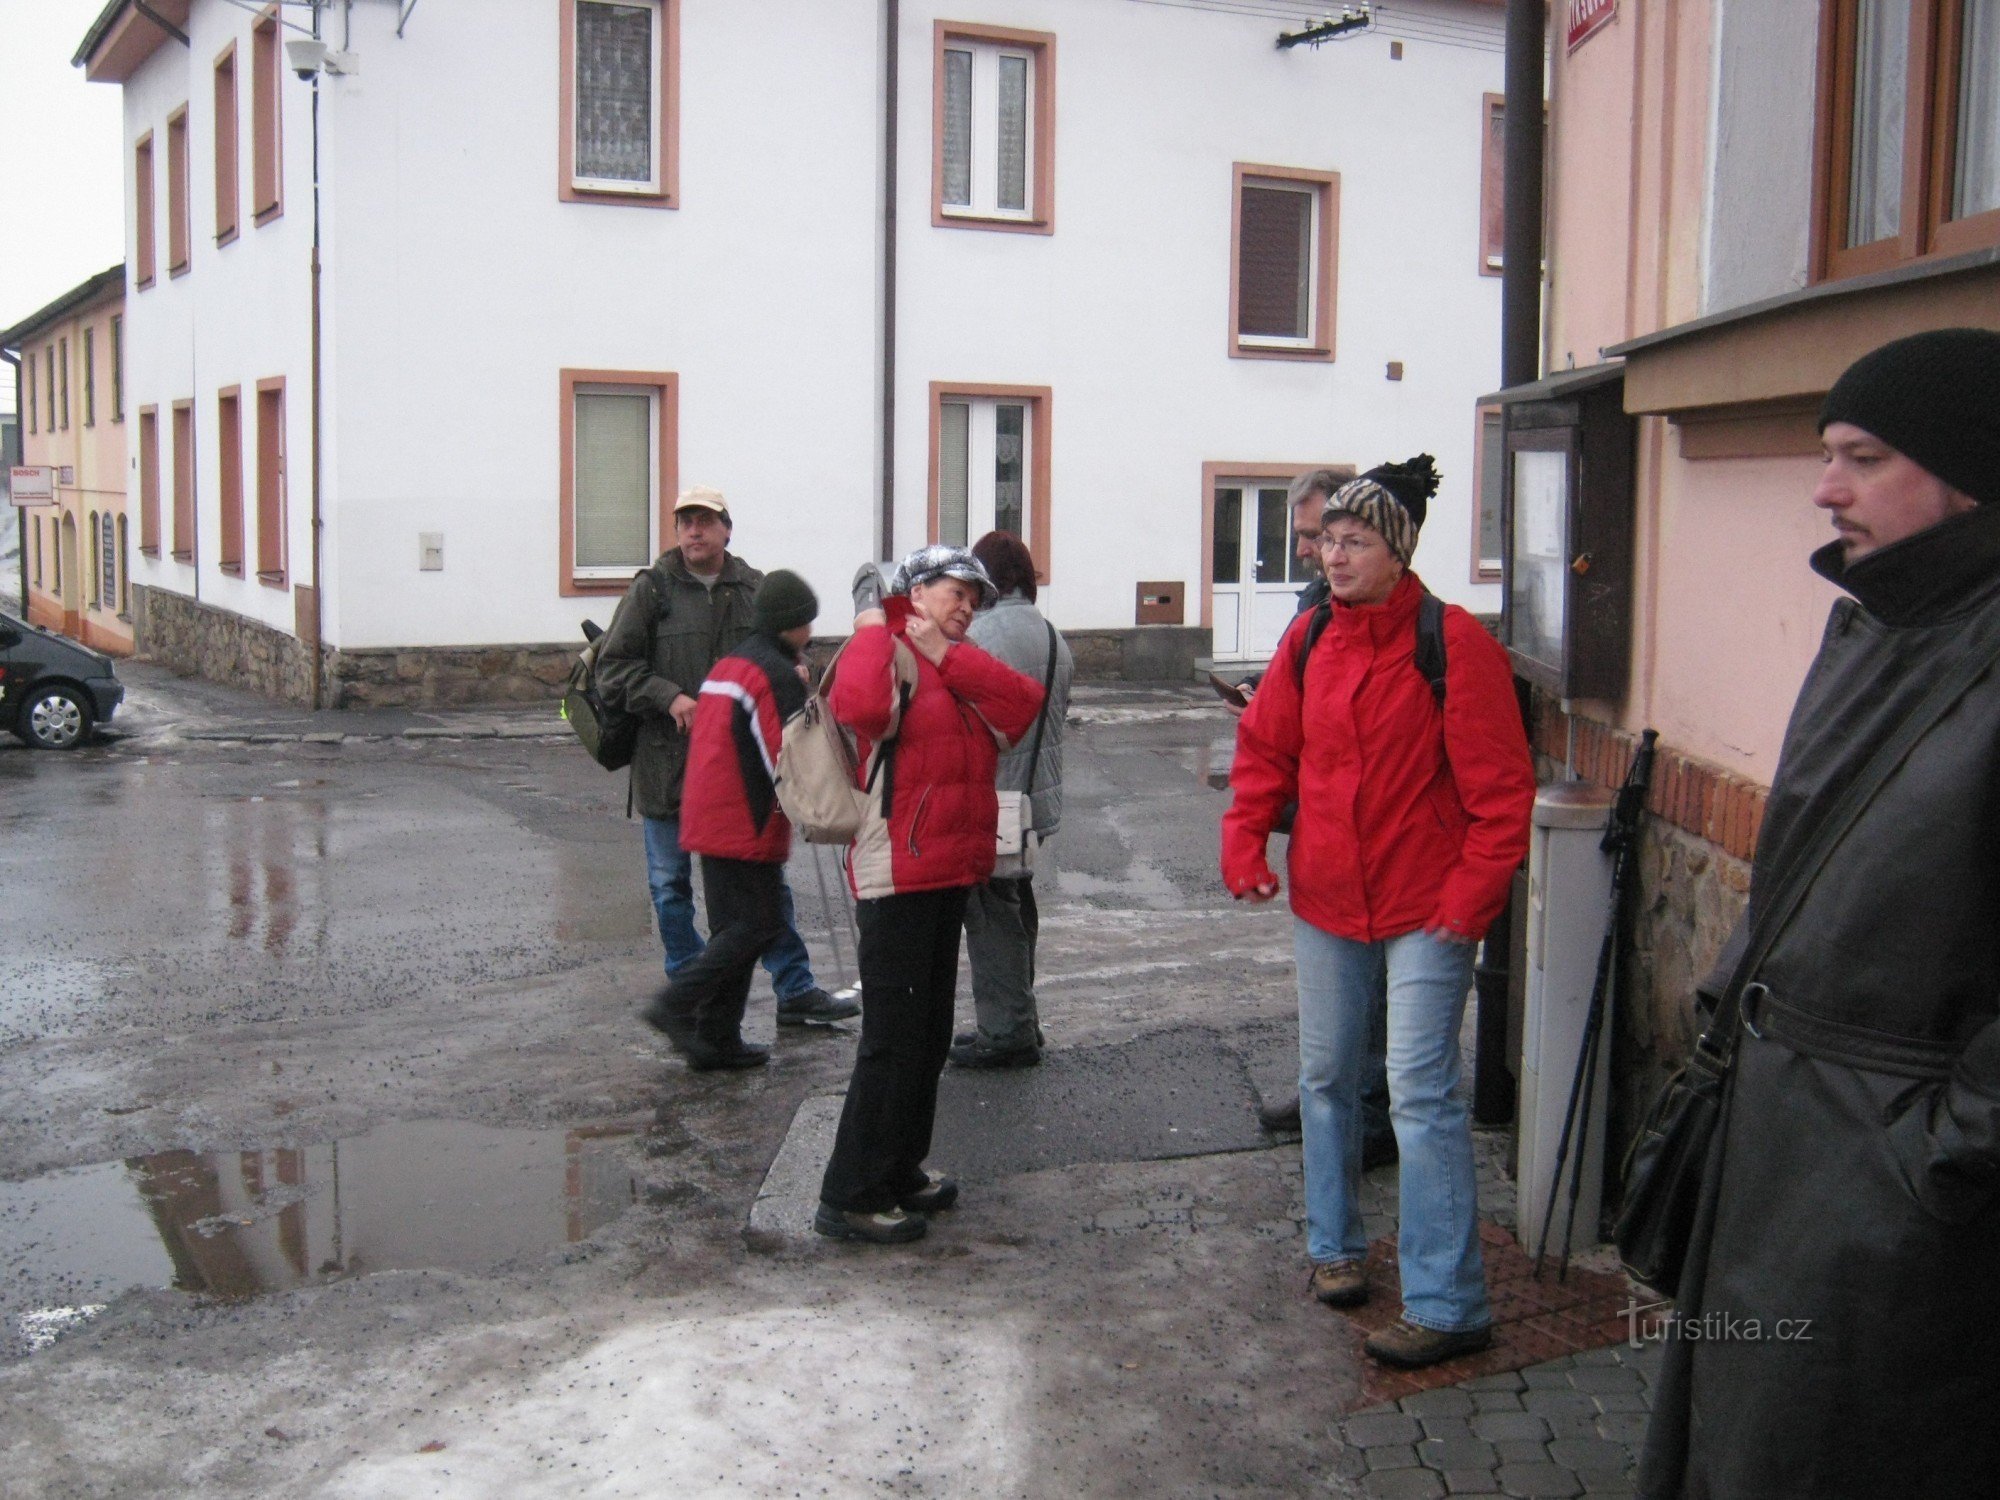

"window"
[1230,164,1339,360]
[560,0,678,207]
[218,387,244,574]
[135,131,156,287]
[111,317,124,421]
[215,43,240,244]
[559,368,676,594]
[49,346,61,431]
[256,378,287,584]
[252,10,283,225]
[167,106,191,275]
[933,23,1054,232]
[24,354,35,435]
[138,406,160,554]
[89,512,101,608]
[117,515,130,613]
[1814,0,2000,279]
[1472,404,1504,581]
[1480,93,1506,274]
[172,400,195,560]
[83,327,96,427]
[101,513,117,611]
[929,383,1052,582]
[32,518,42,588]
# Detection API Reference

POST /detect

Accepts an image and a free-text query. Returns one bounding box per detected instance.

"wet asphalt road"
[0,661,1374,1497]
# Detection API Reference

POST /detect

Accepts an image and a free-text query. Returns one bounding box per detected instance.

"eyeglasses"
[1320,534,1381,556]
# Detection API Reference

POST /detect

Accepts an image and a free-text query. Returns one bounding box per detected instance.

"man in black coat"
[1639,328,2000,1499]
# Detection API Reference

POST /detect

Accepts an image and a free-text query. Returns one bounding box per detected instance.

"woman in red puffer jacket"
[815,546,1045,1245]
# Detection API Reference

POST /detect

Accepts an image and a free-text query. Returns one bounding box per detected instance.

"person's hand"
[1424,921,1478,948]
[1236,873,1281,903]
[854,607,887,630]
[795,661,812,686]
[669,693,699,732]
[904,612,950,665]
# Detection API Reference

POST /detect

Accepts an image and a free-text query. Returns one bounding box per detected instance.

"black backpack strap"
[1415,591,1448,707]
[1291,603,1332,692]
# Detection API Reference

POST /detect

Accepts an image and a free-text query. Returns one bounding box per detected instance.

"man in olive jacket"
[1638,328,2000,1499]
[596,487,856,1026]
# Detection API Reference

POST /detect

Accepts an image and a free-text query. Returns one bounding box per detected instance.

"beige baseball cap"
[673,484,730,518]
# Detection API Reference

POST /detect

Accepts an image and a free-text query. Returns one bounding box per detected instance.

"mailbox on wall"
[1493,364,1636,701]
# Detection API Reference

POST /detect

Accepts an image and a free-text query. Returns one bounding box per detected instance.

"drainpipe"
[308,1,326,709]
[4,349,22,608]
[1501,0,1546,389]
[878,0,899,563]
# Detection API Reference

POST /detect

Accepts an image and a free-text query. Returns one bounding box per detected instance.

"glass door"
[1210,479,1311,661]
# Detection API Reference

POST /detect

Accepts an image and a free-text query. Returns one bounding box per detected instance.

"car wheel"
[20,684,94,750]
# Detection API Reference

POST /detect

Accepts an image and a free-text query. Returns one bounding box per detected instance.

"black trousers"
[658,856,786,1045]
[819,886,971,1211]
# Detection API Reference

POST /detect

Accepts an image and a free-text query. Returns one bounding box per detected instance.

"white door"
[1209,479,1311,661]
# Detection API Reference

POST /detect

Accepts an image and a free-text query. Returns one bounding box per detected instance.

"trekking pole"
[807,841,855,998]
[1534,729,1658,1280]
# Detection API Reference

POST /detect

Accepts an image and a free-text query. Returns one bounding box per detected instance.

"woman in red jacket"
[1223,457,1535,1368]
[816,545,1046,1245]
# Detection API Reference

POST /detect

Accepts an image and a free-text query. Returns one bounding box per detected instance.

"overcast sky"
[0,0,126,408]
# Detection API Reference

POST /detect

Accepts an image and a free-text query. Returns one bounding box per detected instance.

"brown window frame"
[559,0,680,209]
[138,406,161,555]
[167,106,191,277]
[218,386,245,575]
[135,131,156,288]
[931,22,1057,235]
[558,368,678,596]
[110,317,124,422]
[24,353,35,435]
[83,327,96,428]
[57,341,69,431]
[1229,163,1340,362]
[214,42,240,245]
[171,399,196,561]
[252,9,284,226]
[255,377,288,586]
[1471,402,1505,583]
[1479,93,1506,276]
[1811,0,2000,282]
[926,382,1054,584]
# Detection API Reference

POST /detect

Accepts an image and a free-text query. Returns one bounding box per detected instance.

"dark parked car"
[0,610,124,750]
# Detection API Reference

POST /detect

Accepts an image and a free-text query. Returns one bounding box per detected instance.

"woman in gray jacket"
[950,531,1074,1069]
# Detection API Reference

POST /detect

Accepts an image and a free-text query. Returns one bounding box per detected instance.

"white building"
[81,0,1507,705]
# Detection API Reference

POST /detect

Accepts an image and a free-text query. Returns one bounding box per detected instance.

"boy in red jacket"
[643,571,820,1071]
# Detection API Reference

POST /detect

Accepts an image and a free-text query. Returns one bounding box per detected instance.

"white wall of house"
[113,0,1502,661]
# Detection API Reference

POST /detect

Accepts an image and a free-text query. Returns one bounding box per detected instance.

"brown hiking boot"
[1362,1317,1493,1369]
[1308,1260,1369,1308]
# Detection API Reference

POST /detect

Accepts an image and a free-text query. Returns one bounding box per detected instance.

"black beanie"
[754,570,818,634]
[1818,328,2000,506]
[1323,454,1442,565]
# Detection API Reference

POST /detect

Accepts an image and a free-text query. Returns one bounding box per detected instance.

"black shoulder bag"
[1617,607,2000,1295]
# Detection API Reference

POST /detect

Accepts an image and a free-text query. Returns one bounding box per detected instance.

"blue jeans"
[642,815,816,998]
[1295,920,1488,1333]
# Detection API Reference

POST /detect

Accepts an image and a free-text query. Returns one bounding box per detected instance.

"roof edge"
[0,264,127,351]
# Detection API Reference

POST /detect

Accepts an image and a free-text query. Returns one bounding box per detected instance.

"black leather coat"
[1639,502,2000,1498]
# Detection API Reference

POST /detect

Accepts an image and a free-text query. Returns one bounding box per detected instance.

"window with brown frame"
[560,0,678,207]
[111,316,124,421]
[559,368,677,594]
[84,327,96,427]
[218,387,244,574]
[171,400,195,560]
[1472,404,1504,581]
[1814,0,2000,280]
[252,11,283,224]
[1230,163,1339,361]
[215,43,240,244]
[928,382,1052,583]
[138,406,161,555]
[933,22,1055,233]
[56,342,68,431]
[167,106,191,276]
[256,379,288,584]
[1480,93,1506,275]
[24,354,36,435]
[135,131,156,287]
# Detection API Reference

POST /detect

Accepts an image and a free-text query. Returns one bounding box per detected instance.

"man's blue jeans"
[1294,919,1489,1334]
[642,815,816,999]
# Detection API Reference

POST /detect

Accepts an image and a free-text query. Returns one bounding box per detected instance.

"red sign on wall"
[1567,0,1617,52]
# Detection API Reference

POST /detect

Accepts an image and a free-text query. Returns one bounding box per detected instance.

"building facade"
[81,0,1510,705]
[1,265,133,655]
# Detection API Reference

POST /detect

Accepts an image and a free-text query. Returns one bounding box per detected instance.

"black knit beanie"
[1818,328,2000,506]
[754,570,818,634]
[1322,454,1442,565]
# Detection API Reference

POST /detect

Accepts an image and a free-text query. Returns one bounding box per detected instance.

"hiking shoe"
[684,1039,770,1073]
[896,1171,960,1214]
[641,995,700,1051]
[954,1026,1047,1049]
[948,1038,1041,1070]
[813,1202,928,1244]
[1362,1318,1493,1369]
[1362,1133,1400,1172]
[1258,1094,1302,1134]
[777,987,861,1026]
[1308,1259,1369,1308]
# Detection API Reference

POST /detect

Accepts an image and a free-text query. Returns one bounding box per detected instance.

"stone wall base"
[133,590,1211,709]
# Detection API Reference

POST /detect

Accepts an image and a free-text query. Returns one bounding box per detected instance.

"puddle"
[0,1119,641,1359]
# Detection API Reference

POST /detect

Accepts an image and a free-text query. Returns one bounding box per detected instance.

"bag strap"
[1290,592,1446,705]
[1021,621,1060,798]
[1704,602,2000,1063]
